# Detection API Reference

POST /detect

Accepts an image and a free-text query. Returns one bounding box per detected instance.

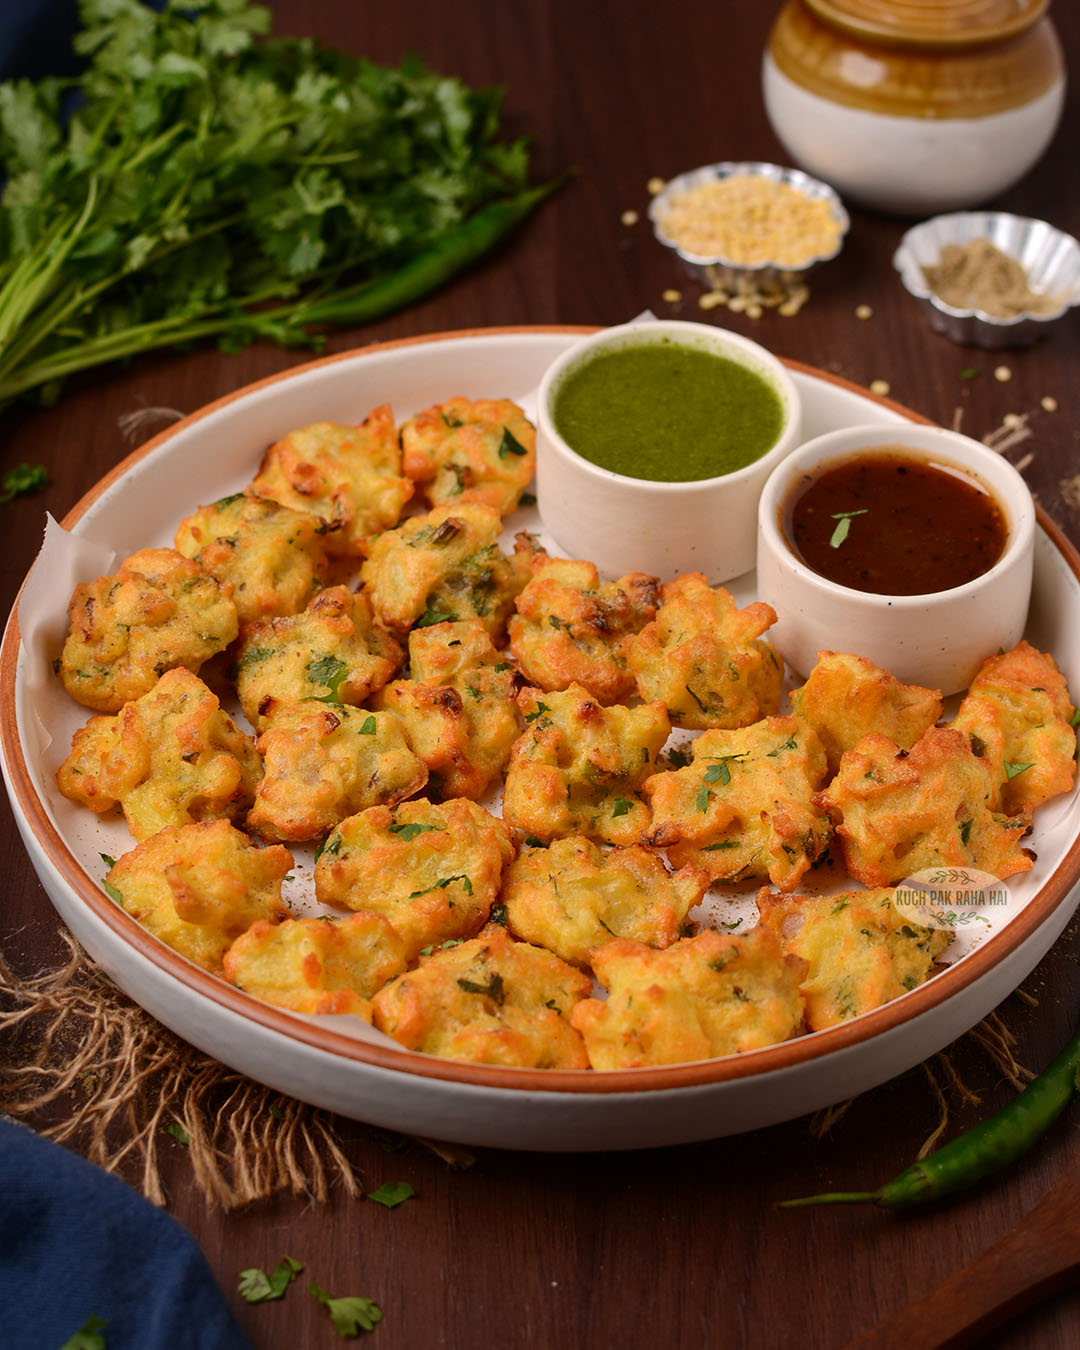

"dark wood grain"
[2,3,1080,1348]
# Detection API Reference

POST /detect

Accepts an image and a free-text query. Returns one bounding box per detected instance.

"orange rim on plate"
[4,326,1079,1095]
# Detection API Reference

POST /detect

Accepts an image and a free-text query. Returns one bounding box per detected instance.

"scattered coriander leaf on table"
[309,1283,383,1337]
[164,1120,189,1146]
[238,1256,304,1304]
[367,1180,416,1208]
[0,463,49,502]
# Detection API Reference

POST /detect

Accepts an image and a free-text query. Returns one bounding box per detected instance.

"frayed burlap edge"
[0,933,373,1210]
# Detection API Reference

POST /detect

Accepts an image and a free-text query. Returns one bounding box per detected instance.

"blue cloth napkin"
[0,1118,251,1350]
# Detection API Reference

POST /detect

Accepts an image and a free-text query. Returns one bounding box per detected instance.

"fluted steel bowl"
[893,211,1080,348]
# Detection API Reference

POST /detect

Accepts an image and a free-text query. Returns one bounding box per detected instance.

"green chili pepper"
[781,1019,1080,1210]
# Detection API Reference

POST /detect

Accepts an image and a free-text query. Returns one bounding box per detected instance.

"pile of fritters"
[55,399,1078,1073]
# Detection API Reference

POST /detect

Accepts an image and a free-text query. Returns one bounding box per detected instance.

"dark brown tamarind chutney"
[782,449,1008,596]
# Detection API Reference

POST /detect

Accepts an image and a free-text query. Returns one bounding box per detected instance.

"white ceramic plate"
[3,327,1079,1151]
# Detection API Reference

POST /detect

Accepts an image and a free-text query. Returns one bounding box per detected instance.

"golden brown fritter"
[360,504,538,640]
[315,798,514,960]
[502,837,709,966]
[400,396,537,514]
[626,572,783,729]
[502,683,671,846]
[247,705,427,843]
[790,650,943,775]
[756,887,951,1030]
[59,547,238,713]
[174,492,329,624]
[232,585,402,730]
[570,928,806,1069]
[57,668,261,841]
[952,641,1077,816]
[642,716,831,892]
[223,913,407,1017]
[508,555,659,704]
[248,408,413,555]
[817,728,1033,887]
[103,820,291,973]
[374,619,524,800]
[371,923,591,1067]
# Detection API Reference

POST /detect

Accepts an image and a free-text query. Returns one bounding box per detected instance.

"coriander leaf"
[102,879,123,904]
[498,426,528,459]
[388,822,445,841]
[314,832,342,862]
[456,972,505,1003]
[306,654,349,702]
[238,1256,303,1304]
[610,797,633,817]
[367,1180,415,1208]
[829,509,868,549]
[99,852,117,869]
[409,874,473,898]
[489,902,508,926]
[696,785,711,812]
[524,701,550,723]
[719,918,743,931]
[702,839,739,851]
[357,714,377,735]
[1004,760,1034,779]
[959,818,973,846]
[309,1283,383,1337]
[165,1121,189,1146]
[414,606,457,628]
[60,1315,107,1350]
[0,463,49,503]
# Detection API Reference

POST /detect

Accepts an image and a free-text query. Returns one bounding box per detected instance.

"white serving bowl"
[535,319,802,582]
[756,422,1036,694]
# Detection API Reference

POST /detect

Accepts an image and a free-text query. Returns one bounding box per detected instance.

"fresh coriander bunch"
[0,0,553,409]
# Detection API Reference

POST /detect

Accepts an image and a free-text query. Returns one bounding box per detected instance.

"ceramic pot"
[763,0,1066,216]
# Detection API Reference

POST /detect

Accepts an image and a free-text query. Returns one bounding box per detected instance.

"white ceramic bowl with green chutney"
[535,319,802,582]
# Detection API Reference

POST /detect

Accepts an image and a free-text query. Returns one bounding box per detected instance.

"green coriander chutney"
[552,337,784,483]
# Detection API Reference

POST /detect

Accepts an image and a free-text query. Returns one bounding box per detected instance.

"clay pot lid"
[804,0,1050,48]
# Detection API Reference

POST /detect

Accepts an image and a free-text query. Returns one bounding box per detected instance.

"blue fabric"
[0,1118,251,1350]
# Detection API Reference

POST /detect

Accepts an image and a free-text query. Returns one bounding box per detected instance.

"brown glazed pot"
[762,0,1066,215]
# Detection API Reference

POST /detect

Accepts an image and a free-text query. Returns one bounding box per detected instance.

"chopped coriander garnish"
[99,852,117,869]
[701,839,739,851]
[767,734,797,757]
[828,509,868,549]
[489,903,508,926]
[1004,760,1034,779]
[524,702,550,723]
[357,714,377,734]
[306,654,349,702]
[610,797,634,818]
[959,818,973,846]
[498,426,529,459]
[456,972,505,1003]
[367,1180,415,1208]
[238,1256,303,1304]
[388,822,445,841]
[830,900,849,915]
[409,874,473,898]
[0,463,49,504]
[718,918,743,931]
[695,784,711,812]
[309,1283,383,1337]
[102,879,123,904]
[314,833,342,862]
[523,834,546,847]
[414,606,457,628]
[165,1120,190,1146]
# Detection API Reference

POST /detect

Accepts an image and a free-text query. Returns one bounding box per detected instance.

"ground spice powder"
[923,238,1058,318]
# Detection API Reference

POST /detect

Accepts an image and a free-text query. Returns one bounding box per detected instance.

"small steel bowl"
[892,211,1080,349]
[648,160,849,293]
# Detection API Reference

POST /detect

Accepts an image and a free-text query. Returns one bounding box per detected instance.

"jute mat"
[0,932,1033,1210]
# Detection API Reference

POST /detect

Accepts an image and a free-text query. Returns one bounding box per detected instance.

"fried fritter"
[232,585,402,730]
[399,396,537,514]
[570,928,806,1069]
[59,547,238,713]
[952,641,1077,816]
[502,683,671,846]
[57,668,261,841]
[790,650,943,774]
[223,913,407,1017]
[174,492,328,624]
[360,504,538,640]
[817,728,1033,887]
[315,798,514,960]
[508,555,659,704]
[104,820,291,973]
[502,837,709,966]
[247,705,427,843]
[642,716,831,891]
[371,923,591,1067]
[374,619,524,800]
[248,408,413,555]
[756,887,951,1030]
[626,572,782,729]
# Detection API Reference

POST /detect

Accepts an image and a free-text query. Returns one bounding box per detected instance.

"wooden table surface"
[3,3,1079,1347]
